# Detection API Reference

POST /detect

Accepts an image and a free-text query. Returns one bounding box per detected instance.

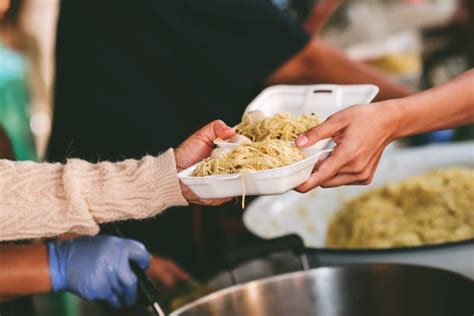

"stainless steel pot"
[172,264,473,316]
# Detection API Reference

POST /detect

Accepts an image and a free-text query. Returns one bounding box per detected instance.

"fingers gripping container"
[178,84,379,199]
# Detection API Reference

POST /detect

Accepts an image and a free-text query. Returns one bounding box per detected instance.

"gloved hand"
[47,235,150,309]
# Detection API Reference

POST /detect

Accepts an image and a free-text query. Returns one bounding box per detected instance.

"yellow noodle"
[193,140,304,177]
[326,167,474,248]
[236,112,320,142]
[193,112,318,208]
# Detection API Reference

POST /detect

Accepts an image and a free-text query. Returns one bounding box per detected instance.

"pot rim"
[305,237,474,254]
[170,263,473,315]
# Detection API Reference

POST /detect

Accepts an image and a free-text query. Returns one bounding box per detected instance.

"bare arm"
[295,69,474,191]
[0,237,156,306]
[0,244,51,300]
[267,40,414,101]
[303,0,344,35]
[392,69,474,138]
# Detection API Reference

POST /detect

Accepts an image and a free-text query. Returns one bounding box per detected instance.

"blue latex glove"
[47,235,150,309]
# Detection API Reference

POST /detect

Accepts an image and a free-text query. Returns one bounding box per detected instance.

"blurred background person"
[0,1,200,315]
[2,0,472,315]
[47,0,412,286]
[0,0,37,161]
[1,1,42,314]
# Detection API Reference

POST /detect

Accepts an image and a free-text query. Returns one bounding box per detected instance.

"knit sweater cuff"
[63,149,188,224]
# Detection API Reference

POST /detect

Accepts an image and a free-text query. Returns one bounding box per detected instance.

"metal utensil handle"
[130,262,165,316]
[108,224,165,316]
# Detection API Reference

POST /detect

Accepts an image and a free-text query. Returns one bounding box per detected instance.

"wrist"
[46,242,67,292]
[376,99,406,142]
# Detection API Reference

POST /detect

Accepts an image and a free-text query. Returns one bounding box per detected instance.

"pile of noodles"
[193,140,304,177]
[235,112,320,142]
[326,167,474,248]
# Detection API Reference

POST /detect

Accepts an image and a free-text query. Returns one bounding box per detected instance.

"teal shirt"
[0,42,37,161]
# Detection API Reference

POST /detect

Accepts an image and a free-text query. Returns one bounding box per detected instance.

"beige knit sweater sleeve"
[0,149,188,241]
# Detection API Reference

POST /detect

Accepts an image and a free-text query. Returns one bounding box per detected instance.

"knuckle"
[211,119,224,128]
[328,111,346,124]
[295,186,306,193]
[298,183,313,193]
[338,143,355,157]
[366,172,375,184]
[348,144,361,157]
[137,242,147,252]
[359,170,372,183]
[352,161,366,173]
[307,127,321,139]
[326,113,340,123]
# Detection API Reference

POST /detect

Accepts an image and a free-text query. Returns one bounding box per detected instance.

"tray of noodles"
[242,142,474,278]
[178,84,379,200]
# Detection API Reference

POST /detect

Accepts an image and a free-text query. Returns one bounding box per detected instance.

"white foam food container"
[178,84,379,199]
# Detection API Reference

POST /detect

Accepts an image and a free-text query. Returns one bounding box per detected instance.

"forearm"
[0,245,51,297]
[389,69,474,139]
[304,0,344,35]
[307,41,414,101]
[268,40,414,101]
[0,149,187,241]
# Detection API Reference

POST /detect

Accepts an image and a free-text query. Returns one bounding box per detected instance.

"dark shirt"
[48,0,308,272]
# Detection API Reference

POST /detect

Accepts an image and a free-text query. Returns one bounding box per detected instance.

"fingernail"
[296,135,308,147]
[216,121,232,133]
[215,120,225,128]
[221,126,235,135]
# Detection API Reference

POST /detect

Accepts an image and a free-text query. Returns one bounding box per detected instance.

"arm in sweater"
[0,149,188,241]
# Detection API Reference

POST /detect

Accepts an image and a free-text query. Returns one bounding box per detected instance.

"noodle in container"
[178,84,379,199]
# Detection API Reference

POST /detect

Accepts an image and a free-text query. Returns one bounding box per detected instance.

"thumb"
[125,239,150,270]
[195,120,235,144]
[296,116,344,147]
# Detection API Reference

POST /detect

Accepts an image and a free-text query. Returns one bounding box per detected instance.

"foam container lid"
[178,84,379,199]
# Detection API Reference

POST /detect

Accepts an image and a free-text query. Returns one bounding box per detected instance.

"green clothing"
[0,42,37,161]
[0,43,80,316]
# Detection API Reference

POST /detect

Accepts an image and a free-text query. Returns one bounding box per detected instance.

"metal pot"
[171,264,473,316]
